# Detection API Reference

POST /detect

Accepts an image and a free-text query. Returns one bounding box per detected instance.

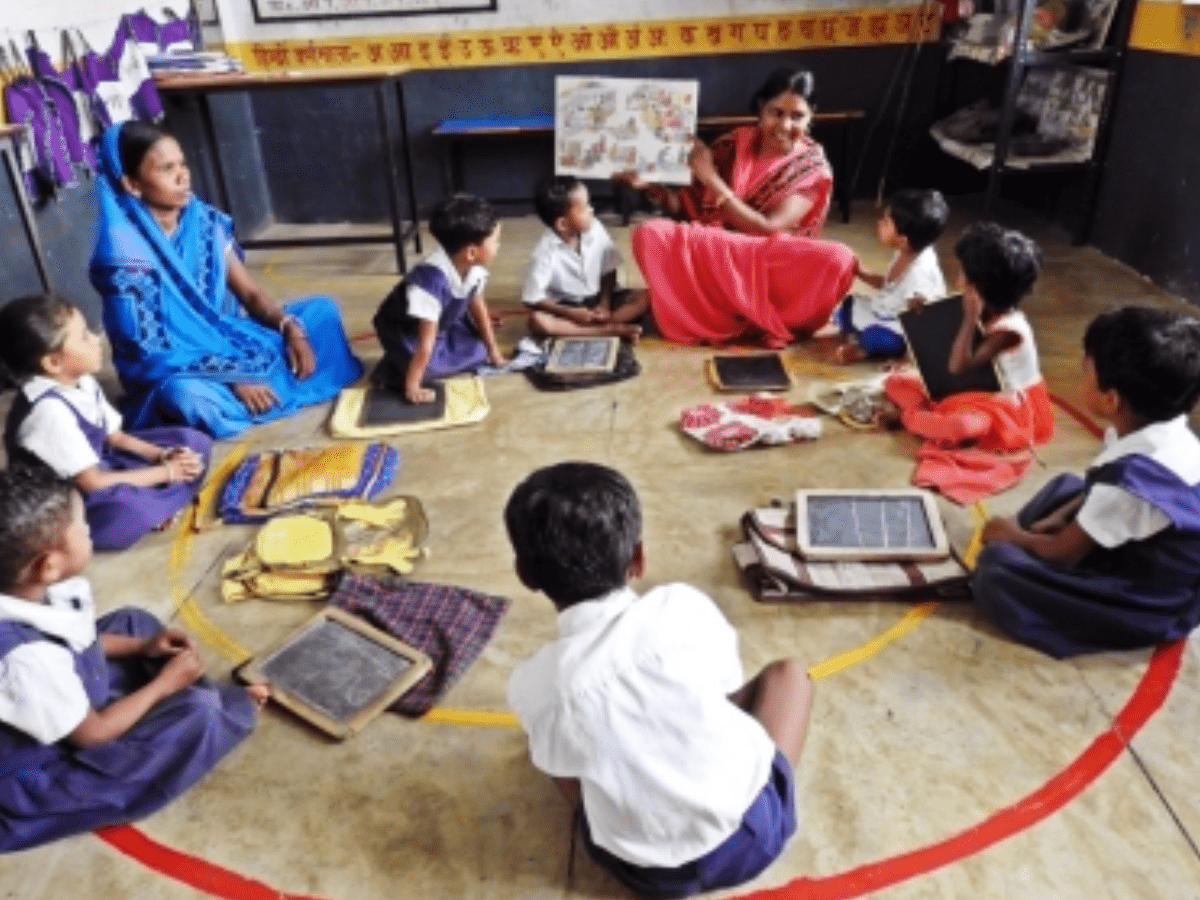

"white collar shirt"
[406,247,489,322]
[507,583,777,868]
[16,375,122,477]
[0,578,96,744]
[521,219,621,307]
[1078,416,1200,548]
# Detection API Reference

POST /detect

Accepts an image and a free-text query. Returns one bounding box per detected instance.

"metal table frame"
[1,124,53,291]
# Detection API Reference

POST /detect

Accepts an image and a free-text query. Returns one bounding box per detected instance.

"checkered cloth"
[329,574,510,716]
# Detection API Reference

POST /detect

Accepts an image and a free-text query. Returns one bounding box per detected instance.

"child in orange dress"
[882,222,1054,451]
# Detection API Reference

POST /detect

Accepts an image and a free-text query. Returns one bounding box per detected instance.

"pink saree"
[678,126,833,237]
[632,220,855,347]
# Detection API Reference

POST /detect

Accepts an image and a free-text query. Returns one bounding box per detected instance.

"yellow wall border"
[1130,0,1200,57]
[222,6,940,73]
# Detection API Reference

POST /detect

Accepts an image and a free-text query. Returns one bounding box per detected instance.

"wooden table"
[155,69,421,273]
[432,110,865,223]
[0,124,52,291]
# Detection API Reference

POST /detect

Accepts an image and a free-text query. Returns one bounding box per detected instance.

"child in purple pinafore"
[0,293,211,551]
[372,194,507,404]
[0,467,268,851]
[976,306,1200,657]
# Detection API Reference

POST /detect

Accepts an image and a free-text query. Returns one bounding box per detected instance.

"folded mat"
[329,376,488,439]
[329,574,510,716]
[735,502,970,602]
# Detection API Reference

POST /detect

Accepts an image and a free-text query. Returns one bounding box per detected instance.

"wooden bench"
[431,110,865,223]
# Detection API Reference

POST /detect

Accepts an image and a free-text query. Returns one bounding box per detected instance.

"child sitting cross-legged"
[373,193,507,404]
[505,462,814,899]
[522,175,648,341]
[0,293,212,551]
[881,221,1055,450]
[0,467,267,851]
[975,306,1200,657]
[827,188,949,363]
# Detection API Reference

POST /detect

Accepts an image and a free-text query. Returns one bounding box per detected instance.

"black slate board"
[361,382,447,426]
[711,353,790,391]
[898,295,1002,402]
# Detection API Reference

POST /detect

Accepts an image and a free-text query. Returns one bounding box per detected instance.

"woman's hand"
[612,170,649,192]
[687,138,721,189]
[142,628,195,658]
[233,383,280,414]
[283,320,317,379]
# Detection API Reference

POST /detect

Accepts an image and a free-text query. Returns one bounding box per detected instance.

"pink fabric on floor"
[632,220,855,347]
[912,445,1035,504]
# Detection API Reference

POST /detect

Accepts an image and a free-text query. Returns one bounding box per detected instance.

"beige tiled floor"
[3,202,1199,900]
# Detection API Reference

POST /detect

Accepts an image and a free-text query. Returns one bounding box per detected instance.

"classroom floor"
[3,202,1199,900]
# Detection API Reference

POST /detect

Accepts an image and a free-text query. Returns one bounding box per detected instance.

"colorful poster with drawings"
[555,76,698,185]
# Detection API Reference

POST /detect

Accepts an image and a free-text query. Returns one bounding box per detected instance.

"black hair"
[1083,306,1200,423]
[0,466,76,591]
[534,175,584,229]
[954,222,1041,312]
[118,120,172,180]
[749,67,816,114]
[887,189,949,252]
[504,462,642,609]
[0,293,76,390]
[428,193,499,256]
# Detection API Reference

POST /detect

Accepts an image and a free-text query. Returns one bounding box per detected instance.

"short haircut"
[887,189,949,252]
[504,462,642,608]
[0,292,76,389]
[428,193,498,256]
[954,222,1040,312]
[118,120,172,180]
[0,467,75,591]
[534,175,583,228]
[749,67,815,113]
[1083,306,1200,423]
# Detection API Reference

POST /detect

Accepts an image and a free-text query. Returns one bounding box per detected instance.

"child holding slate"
[373,194,507,404]
[0,467,267,851]
[881,222,1054,451]
[827,188,949,362]
[0,293,212,551]
[522,175,647,340]
[506,462,813,898]
[975,306,1200,657]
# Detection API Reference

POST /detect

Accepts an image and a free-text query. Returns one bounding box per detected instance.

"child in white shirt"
[828,188,949,362]
[522,176,647,340]
[505,462,813,898]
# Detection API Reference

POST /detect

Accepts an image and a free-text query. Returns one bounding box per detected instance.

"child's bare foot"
[873,396,903,430]
[246,683,271,708]
[153,512,180,532]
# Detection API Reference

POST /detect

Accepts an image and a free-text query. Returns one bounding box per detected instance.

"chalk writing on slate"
[260,618,414,723]
[808,495,936,550]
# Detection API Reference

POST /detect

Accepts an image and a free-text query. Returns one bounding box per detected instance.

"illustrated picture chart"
[555,76,698,185]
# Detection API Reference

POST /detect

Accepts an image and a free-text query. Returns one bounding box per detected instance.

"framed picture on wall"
[251,0,497,23]
[196,0,220,24]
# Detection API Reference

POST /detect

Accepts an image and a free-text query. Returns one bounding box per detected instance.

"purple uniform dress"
[372,263,489,388]
[4,389,212,552]
[0,606,256,852]
[972,457,1200,657]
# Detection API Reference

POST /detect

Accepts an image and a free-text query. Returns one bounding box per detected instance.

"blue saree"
[89,125,362,439]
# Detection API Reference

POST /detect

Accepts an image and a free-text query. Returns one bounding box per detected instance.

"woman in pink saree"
[622,68,854,345]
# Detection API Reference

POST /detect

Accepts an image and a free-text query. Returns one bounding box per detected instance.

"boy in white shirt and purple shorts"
[505,462,814,898]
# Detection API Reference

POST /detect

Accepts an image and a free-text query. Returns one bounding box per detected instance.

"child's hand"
[592,303,612,323]
[155,647,205,695]
[489,349,508,368]
[980,516,1022,545]
[907,294,928,311]
[163,447,204,482]
[567,307,598,326]
[406,384,436,404]
[143,628,196,658]
[962,289,984,324]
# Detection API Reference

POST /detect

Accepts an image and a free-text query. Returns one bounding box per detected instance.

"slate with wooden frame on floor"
[544,336,620,375]
[795,488,951,563]
[240,607,431,740]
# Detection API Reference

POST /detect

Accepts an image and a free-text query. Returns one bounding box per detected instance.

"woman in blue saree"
[90,122,362,439]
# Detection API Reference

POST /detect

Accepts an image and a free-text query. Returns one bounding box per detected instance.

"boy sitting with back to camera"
[505,462,813,899]
[975,305,1200,657]
[373,193,507,404]
[826,188,949,363]
[522,175,648,341]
